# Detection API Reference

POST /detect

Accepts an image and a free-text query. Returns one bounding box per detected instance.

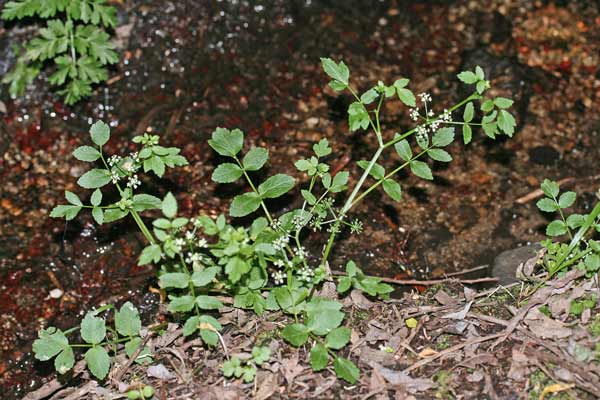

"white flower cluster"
[271,270,285,285]
[270,219,282,231]
[185,252,203,269]
[293,246,306,260]
[127,174,140,189]
[108,155,121,166]
[273,258,292,269]
[292,214,309,230]
[298,265,314,283]
[410,92,454,144]
[272,235,289,251]
[174,238,185,252]
[409,108,420,121]
[418,92,432,103]
[111,170,120,184]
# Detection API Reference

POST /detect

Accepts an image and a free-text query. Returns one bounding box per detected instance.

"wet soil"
[1,0,600,398]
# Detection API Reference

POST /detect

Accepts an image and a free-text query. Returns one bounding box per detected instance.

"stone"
[491,243,541,285]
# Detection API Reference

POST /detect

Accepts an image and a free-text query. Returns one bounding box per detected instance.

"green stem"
[553,200,600,275]
[382,92,479,150]
[131,210,156,245]
[553,196,573,240]
[350,149,428,209]
[99,150,156,245]
[235,156,273,224]
[67,18,77,65]
[319,146,383,267]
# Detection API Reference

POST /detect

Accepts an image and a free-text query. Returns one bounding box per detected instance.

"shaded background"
[1,0,600,397]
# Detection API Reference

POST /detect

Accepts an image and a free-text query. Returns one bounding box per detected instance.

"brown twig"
[330,271,498,286]
[112,334,152,382]
[402,332,505,374]
[22,360,86,400]
[515,177,575,204]
[515,175,600,204]
[443,265,489,278]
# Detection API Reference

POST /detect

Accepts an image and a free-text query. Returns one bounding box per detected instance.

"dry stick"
[113,334,152,382]
[515,177,576,204]
[443,264,489,278]
[402,332,505,374]
[22,360,87,400]
[515,174,600,204]
[330,270,498,286]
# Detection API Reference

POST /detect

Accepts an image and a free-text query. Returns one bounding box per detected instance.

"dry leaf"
[441,301,473,320]
[369,362,434,393]
[417,348,438,358]
[255,372,278,400]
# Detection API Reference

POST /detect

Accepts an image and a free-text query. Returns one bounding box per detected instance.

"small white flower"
[185,231,194,240]
[294,246,306,259]
[108,155,121,167]
[271,270,285,285]
[111,170,121,184]
[441,108,452,122]
[130,151,139,161]
[409,108,420,121]
[271,219,282,231]
[197,238,208,248]
[126,174,140,189]
[418,92,431,103]
[274,259,285,268]
[272,235,289,251]
[298,265,314,282]
[175,238,185,247]
[427,109,434,117]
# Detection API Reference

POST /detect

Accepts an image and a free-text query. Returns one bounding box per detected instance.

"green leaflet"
[1,0,118,103]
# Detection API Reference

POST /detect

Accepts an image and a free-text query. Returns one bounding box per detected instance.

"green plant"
[1,0,117,104]
[41,59,516,384]
[222,346,271,383]
[127,385,155,400]
[536,180,600,276]
[32,302,150,380]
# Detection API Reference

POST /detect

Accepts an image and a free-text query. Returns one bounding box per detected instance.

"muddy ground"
[1,0,600,398]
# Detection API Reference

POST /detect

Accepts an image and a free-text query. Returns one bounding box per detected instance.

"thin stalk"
[350,149,428,209]
[99,150,156,245]
[553,200,600,275]
[320,147,383,266]
[235,156,273,225]
[67,18,77,64]
[319,92,479,267]
[131,210,156,245]
[382,92,479,150]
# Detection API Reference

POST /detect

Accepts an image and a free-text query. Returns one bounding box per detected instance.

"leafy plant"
[127,385,154,400]
[222,346,271,383]
[1,0,117,104]
[41,59,516,384]
[536,179,600,276]
[33,302,150,380]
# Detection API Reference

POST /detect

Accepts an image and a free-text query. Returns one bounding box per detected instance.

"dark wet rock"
[475,11,512,44]
[485,146,515,166]
[491,243,542,285]
[407,187,429,203]
[528,145,560,166]
[460,49,533,132]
